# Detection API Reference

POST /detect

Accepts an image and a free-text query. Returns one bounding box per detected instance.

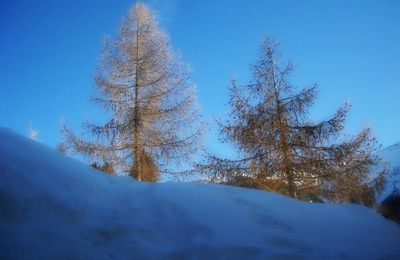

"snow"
[0,127,399,259]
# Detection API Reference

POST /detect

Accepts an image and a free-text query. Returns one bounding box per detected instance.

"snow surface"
[0,128,399,259]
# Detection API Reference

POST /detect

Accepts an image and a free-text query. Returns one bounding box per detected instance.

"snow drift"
[0,128,399,259]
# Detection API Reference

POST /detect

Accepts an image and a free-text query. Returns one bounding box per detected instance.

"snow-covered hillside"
[0,128,399,259]
[375,143,400,201]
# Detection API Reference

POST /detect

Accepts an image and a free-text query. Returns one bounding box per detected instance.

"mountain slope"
[375,142,400,200]
[0,128,399,259]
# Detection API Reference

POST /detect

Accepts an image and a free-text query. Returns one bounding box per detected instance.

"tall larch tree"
[201,38,383,203]
[64,3,202,181]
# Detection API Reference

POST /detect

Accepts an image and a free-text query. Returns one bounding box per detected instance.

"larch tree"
[64,3,202,181]
[27,122,39,141]
[201,38,383,203]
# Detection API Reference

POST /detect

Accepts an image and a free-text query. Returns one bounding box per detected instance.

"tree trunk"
[271,56,296,198]
[133,10,142,181]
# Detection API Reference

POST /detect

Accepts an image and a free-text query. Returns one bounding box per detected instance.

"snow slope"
[0,128,399,259]
[374,142,400,201]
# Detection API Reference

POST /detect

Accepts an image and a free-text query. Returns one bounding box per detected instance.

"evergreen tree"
[201,38,381,201]
[64,3,202,181]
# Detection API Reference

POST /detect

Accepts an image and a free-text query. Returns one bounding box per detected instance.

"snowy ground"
[0,128,400,259]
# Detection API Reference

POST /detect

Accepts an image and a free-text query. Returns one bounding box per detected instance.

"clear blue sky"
[1,0,399,158]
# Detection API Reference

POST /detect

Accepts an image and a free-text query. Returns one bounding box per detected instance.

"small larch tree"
[64,3,202,181]
[27,122,39,141]
[201,38,382,202]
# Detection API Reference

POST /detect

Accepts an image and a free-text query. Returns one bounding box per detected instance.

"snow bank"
[0,128,399,259]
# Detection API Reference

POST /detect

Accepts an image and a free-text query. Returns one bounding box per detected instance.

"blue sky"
[1,0,399,159]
